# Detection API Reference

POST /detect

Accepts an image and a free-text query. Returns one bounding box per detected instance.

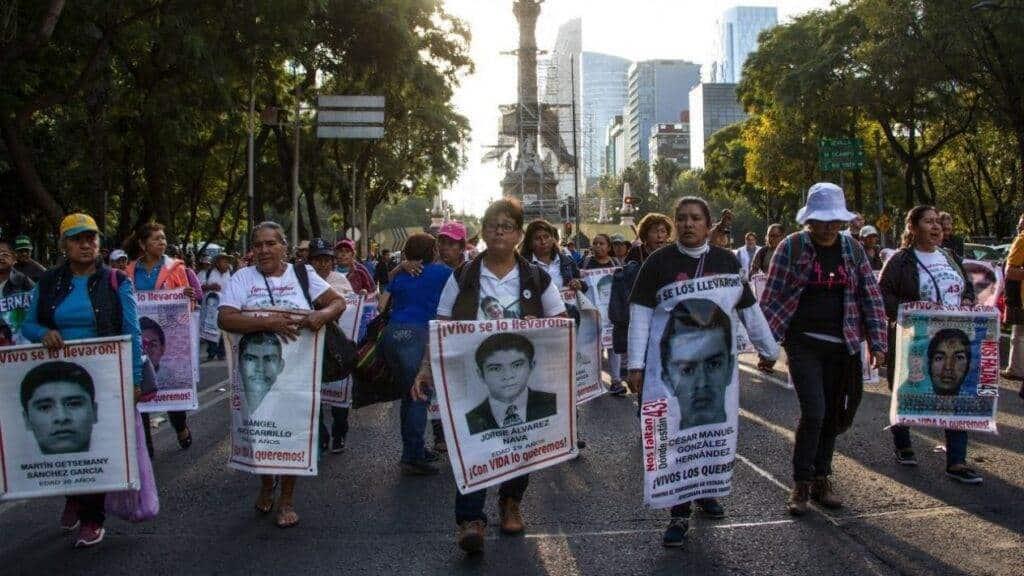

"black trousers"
[141,411,188,457]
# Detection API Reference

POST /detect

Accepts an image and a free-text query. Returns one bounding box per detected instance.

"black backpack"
[293,264,357,382]
[608,260,641,354]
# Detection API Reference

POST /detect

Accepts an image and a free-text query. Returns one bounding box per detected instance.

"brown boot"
[499,497,525,535]
[811,477,843,509]
[457,520,486,553]
[787,481,812,516]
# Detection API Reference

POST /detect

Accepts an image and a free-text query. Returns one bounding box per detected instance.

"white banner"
[0,291,31,347]
[574,296,605,404]
[200,292,221,343]
[890,302,1000,433]
[136,289,199,412]
[749,273,767,301]
[0,337,138,500]
[322,293,364,408]
[641,275,743,509]
[581,268,618,349]
[226,309,323,475]
[430,318,577,494]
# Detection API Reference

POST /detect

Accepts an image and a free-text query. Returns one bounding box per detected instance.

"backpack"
[293,264,357,381]
[608,260,641,354]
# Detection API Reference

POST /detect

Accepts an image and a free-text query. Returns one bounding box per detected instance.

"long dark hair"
[520,220,560,260]
[125,222,166,260]
[900,205,937,249]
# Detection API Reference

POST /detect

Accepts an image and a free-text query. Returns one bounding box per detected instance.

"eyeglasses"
[483,221,517,234]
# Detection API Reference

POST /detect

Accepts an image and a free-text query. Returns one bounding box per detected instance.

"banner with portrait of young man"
[962,259,1003,308]
[321,293,364,408]
[0,290,31,347]
[640,275,745,509]
[561,288,604,404]
[429,318,578,494]
[581,268,618,349]
[225,308,324,476]
[0,337,138,500]
[136,289,199,412]
[890,302,1000,433]
[200,292,222,343]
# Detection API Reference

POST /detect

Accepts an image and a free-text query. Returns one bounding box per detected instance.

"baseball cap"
[859,225,880,238]
[59,214,100,238]
[609,234,628,245]
[308,238,334,258]
[334,239,355,252]
[109,249,128,261]
[14,235,32,251]
[438,221,468,242]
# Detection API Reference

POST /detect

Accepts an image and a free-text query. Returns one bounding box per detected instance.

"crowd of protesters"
[1,180,1020,553]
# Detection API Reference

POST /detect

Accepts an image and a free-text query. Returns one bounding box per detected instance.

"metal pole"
[291,83,300,249]
[570,54,581,241]
[875,131,886,246]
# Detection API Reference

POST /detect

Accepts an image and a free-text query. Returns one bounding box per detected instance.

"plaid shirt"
[759,232,887,355]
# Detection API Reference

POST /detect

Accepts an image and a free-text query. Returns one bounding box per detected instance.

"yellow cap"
[60,213,100,238]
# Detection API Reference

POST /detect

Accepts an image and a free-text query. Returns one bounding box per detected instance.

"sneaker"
[608,382,628,396]
[696,498,726,519]
[661,517,689,547]
[894,449,918,466]
[576,438,587,450]
[787,481,811,516]
[74,523,105,548]
[60,500,80,533]
[946,466,983,484]
[330,436,346,454]
[400,460,439,476]
[457,520,486,553]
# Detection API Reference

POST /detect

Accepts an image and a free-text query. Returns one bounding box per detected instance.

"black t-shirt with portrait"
[787,239,848,338]
[629,244,756,310]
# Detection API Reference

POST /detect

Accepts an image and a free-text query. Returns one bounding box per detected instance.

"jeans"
[455,475,530,524]
[891,426,968,468]
[381,323,429,463]
[70,493,105,525]
[319,406,350,442]
[141,411,188,458]
[785,333,851,482]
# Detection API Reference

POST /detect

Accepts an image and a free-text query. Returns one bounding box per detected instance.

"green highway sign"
[819,137,865,171]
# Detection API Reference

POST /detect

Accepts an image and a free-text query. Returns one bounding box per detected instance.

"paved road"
[0,354,1021,576]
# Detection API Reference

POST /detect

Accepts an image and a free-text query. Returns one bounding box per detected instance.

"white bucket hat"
[796,182,856,224]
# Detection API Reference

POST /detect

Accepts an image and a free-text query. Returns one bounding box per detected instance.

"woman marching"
[878,206,981,483]
[22,214,145,547]
[218,222,346,528]
[628,197,779,546]
[760,183,888,515]
[582,233,627,396]
[411,198,566,554]
[125,223,203,455]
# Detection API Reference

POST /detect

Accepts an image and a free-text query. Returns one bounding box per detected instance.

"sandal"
[255,486,275,514]
[177,427,193,450]
[276,505,299,528]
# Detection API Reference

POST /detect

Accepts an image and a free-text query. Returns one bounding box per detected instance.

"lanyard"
[694,252,707,278]
[261,272,277,306]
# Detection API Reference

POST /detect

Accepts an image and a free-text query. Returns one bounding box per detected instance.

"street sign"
[316,95,385,140]
[819,137,865,171]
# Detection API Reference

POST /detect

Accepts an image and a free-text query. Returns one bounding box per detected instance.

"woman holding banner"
[628,196,779,547]
[582,234,627,396]
[761,183,888,516]
[125,223,202,454]
[218,222,346,528]
[22,213,145,548]
[411,197,567,554]
[878,205,981,484]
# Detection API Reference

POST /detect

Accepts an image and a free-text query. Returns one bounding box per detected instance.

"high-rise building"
[649,122,691,179]
[689,83,747,168]
[581,52,630,183]
[710,6,777,83]
[624,60,701,166]
[543,18,582,201]
[605,115,626,177]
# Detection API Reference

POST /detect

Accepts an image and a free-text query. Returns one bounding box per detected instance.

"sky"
[442,0,835,216]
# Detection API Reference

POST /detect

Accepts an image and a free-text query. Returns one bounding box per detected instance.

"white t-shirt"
[202,269,232,294]
[220,264,332,311]
[436,262,565,320]
[532,254,564,289]
[914,249,964,306]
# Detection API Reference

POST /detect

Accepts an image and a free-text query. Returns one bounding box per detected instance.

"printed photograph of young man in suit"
[465,332,556,435]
